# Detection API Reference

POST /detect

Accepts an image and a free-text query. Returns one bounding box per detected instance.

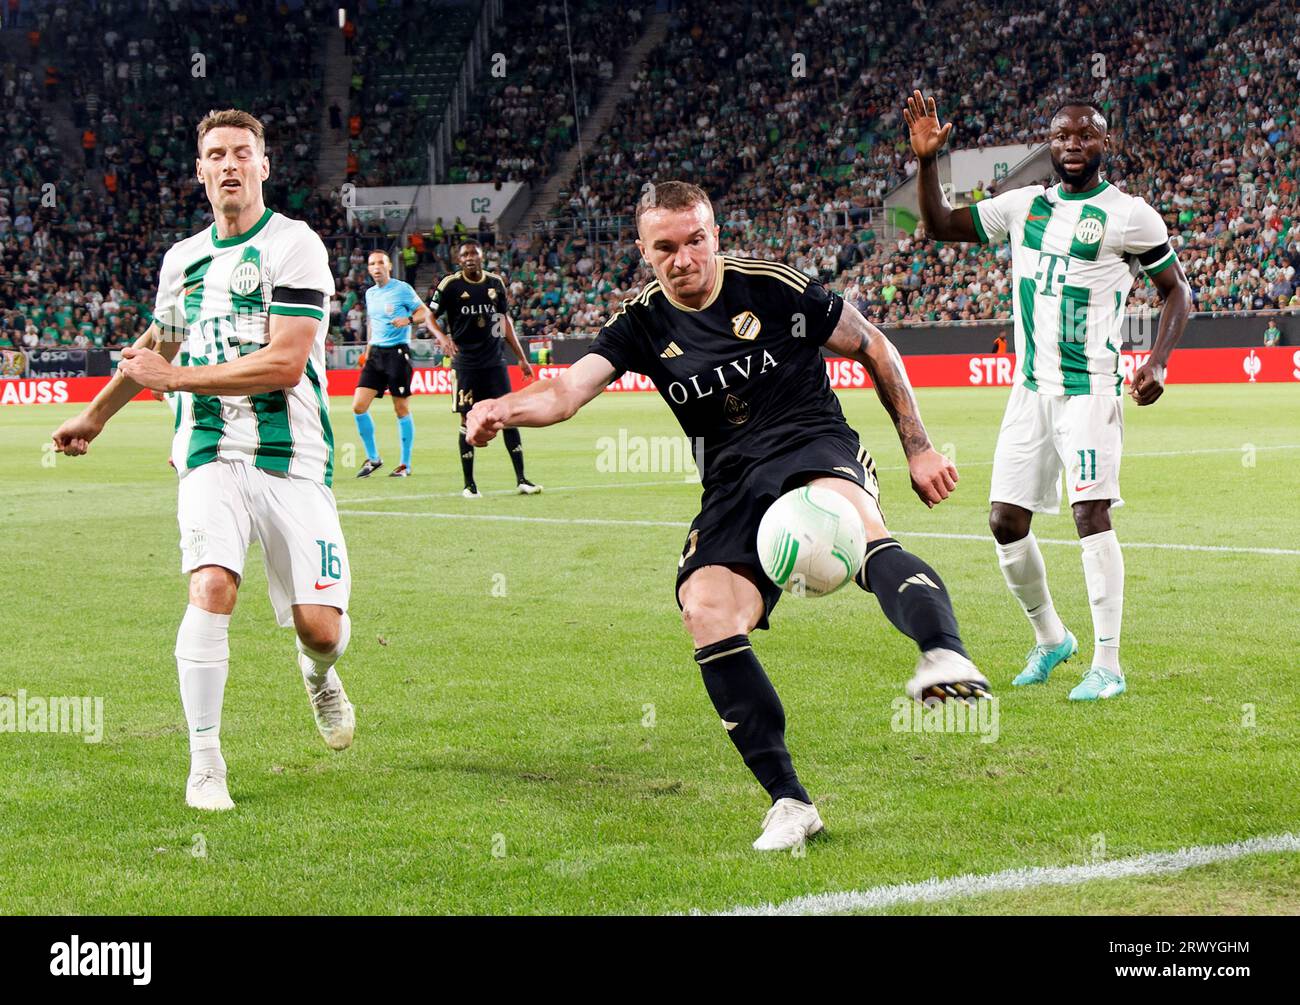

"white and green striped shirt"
[152,209,337,484]
[970,180,1175,396]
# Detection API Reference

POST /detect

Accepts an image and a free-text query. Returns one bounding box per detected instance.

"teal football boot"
[1068,666,1127,701]
[1011,630,1078,686]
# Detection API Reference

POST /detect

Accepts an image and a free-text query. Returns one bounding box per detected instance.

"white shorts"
[989,383,1124,515]
[177,460,351,627]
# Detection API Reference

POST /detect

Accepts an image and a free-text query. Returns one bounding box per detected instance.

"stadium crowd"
[3,0,1299,355]
[1,0,389,352]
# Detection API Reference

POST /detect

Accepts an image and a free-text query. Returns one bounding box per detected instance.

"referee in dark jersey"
[467,182,990,852]
[426,241,540,497]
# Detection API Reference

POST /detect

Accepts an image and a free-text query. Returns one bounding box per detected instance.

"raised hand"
[904,89,953,160]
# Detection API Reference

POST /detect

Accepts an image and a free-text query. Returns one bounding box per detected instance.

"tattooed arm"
[824,300,959,507]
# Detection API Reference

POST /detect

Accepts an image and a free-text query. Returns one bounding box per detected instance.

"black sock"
[457,426,475,487]
[856,538,968,657]
[695,635,810,804]
[502,426,526,481]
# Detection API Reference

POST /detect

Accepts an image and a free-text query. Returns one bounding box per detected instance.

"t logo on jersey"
[731,311,761,340]
[1033,253,1070,296]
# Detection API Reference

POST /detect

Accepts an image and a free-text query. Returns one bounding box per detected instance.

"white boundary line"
[338,509,1300,557]
[706,832,1300,916]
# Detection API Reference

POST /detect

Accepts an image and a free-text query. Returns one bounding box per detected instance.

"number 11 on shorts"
[1077,448,1097,482]
[316,539,342,580]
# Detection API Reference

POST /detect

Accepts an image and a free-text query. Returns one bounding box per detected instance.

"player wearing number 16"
[905,90,1193,700]
[50,109,356,811]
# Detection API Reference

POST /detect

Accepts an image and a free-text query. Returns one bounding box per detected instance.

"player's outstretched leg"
[990,503,1077,686]
[1070,502,1126,701]
[176,570,237,811]
[458,423,480,497]
[854,539,991,702]
[808,476,989,703]
[294,607,355,749]
[681,566,822,852]
[502,427,541,494]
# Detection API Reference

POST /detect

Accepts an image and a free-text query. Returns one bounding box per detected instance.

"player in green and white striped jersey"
[906,91,1193,702]
[52,110,356,810]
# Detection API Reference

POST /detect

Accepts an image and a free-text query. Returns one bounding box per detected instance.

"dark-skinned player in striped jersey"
[425,241,541,498]
[467,181,990,851]
[906,91,1192,701]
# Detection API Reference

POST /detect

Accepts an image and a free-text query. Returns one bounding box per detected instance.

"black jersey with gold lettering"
[587,254,853,489]
[429,270,510,369]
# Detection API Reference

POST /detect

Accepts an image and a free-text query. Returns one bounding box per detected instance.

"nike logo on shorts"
[314,580,337,590]
[1074,481,1098,492]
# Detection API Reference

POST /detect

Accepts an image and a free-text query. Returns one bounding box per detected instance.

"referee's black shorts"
[357,344,414,398]
[675,434,880,630]
[451,365,512,415]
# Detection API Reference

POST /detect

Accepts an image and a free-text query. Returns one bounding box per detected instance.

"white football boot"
[906,648,992,704]
[301,656,355,751]
[753,797,824,851]
[186,767,235,811]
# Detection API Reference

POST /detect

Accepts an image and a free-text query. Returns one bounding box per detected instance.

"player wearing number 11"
[905,90,1193,700]
[50,109,356,811]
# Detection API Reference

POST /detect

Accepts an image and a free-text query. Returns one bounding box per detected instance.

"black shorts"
[675,434,880,630]
[451,365,512,415]
[357,344,413,398]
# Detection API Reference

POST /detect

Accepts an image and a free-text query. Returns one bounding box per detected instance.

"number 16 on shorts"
[316,539,343,582]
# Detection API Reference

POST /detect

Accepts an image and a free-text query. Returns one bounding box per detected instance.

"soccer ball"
[757,485,867,597]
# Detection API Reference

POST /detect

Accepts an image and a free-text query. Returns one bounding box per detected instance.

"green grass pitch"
[1,383,1297,914]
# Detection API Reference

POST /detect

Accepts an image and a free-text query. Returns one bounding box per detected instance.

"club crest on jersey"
[731,310,761,341]
[1073,217,1105,245]
[487,287,497,300]
[723,394,750,425]
[229,261,262,297]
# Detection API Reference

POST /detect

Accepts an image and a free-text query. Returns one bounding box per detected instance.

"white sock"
[297,613,350,692]
[1080,530,1124,674]
[995,533,1066,645]
[175,604,230,775]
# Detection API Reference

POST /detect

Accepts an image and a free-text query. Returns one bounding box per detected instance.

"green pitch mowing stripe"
[2,385,1297,915]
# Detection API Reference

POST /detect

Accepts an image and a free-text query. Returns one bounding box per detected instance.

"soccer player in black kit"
[467,182,990,851]
[426,241,541,497]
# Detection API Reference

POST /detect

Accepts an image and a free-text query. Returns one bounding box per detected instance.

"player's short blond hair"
[196,109,267,157]
[635,180,713,227]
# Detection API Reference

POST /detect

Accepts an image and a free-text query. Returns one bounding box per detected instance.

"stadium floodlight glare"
[338,7,346,28]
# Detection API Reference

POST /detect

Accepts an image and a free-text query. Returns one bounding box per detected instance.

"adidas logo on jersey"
[660,342,683,358]
[898,573,940,593]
